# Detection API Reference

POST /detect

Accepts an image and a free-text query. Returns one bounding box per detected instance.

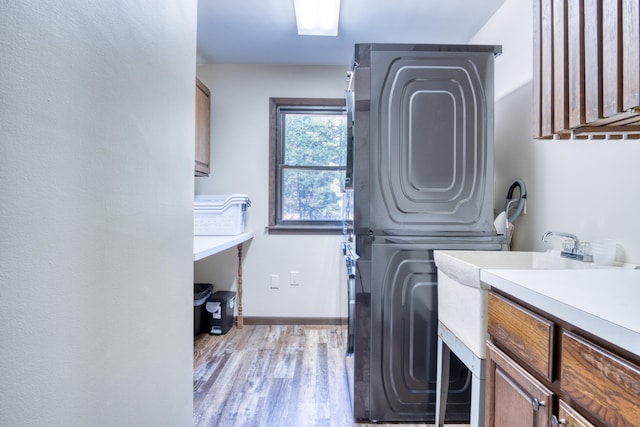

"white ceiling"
[196,0,506,66]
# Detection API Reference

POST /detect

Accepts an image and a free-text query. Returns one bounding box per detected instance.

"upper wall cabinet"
[533,0,640,139]
[195,78,211,176]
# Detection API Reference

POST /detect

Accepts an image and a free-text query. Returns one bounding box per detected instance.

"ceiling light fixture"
[294,0,341,36]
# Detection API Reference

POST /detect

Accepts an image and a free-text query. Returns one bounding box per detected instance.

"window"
[268,98,347,234]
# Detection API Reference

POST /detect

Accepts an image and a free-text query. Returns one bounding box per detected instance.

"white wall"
[472,0,640,263]
[195,64,349,318]
[1,2,196,426]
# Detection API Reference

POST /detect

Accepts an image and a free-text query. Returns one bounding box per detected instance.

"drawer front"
[561,330,640,427]
[488,292,554,381]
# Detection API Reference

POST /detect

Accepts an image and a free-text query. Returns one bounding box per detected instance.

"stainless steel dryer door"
[368,49,497,235]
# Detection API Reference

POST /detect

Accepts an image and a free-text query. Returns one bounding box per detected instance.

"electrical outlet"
[270,274,280,289]
[290,271,300,286]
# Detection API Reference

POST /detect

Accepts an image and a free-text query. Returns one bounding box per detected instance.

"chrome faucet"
[542,231,593,262]
[542,231,580,247]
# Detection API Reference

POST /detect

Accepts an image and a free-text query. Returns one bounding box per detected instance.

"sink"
[434,250,595,359]
[434,250,592,290]
[435,249,637,363]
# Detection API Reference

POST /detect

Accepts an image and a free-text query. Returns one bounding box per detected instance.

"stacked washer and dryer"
[344,43,503,423]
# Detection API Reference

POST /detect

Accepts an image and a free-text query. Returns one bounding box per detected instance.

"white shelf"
[193,232,254,261]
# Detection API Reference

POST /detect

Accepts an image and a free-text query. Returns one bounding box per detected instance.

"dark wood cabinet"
[195,78,211,176]
[533,0,640,139]
[486,290,640,427]
[561,330,640,427]
[486,341,553,427]
[487,292,554,382]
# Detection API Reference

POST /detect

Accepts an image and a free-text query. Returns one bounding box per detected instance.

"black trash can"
[194,283,213,336]
[206,291,236,335]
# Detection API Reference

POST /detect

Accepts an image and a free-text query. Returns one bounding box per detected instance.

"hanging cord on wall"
[505,179,527,224]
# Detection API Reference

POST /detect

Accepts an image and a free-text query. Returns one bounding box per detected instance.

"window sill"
[266,225,344,235]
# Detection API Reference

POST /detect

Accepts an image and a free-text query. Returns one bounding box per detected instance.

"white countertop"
[480,269,640,357]
[193,232,254,261]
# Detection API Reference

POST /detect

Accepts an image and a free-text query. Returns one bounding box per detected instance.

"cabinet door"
[622,0,640,112]
[485,341,553,427]
[554,400,595,427]
[600,0,640,116]
[195,78,211,176]
[533,0,640,137]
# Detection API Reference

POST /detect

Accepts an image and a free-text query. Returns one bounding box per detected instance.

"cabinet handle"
[532,398,546,411]
[551,415,566,427]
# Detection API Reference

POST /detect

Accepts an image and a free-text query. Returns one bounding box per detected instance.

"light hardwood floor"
[194,324,469,427]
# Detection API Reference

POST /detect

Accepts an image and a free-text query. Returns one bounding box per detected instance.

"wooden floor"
[194,324,470,427]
